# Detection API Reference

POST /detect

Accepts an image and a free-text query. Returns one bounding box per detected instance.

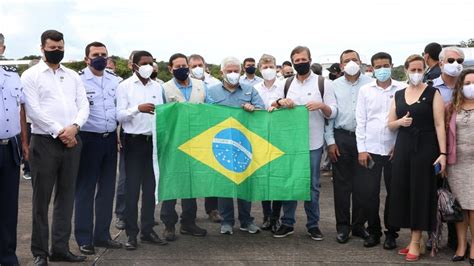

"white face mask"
[191,66,204,79]
[344,60,360,76]
[462,84,474,99]
[261,68,277,81]
[136,64,153,79]
[443,61,463,77]
[225,72,240,85]
[408,72,424,86]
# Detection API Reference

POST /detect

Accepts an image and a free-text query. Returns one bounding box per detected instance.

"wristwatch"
[73,123,80,132]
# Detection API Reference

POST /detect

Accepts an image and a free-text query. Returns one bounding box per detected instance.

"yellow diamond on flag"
[178,117,285,184]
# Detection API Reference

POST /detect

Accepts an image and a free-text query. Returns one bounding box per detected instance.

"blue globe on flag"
[212,128,252,173]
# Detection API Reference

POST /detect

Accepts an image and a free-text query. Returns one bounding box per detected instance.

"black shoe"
[270,218,280,233]
[426,237,433,251]
[125,236,137,250]
[363,235,380,248]
[469,257,474,265]
[336,232,350,244]
[308,227,324,241]
[49,251,86,262]
[273,224,294,238]
[352,228,370,239]
[79,244,95,255]
[115,218,126,230]
[33,256,47,266]
[452,255,465,262]
[163,226,176,241]
[383,236,397,250]
[261,217,271,231]
[180,223,207,237]
[95,239,122,249]
[140,231,168,245]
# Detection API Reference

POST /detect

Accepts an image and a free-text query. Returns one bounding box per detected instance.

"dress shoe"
[452,254,465,262]
[163,226,176,241]
[336,232,350,243]
[79,244,95,255]
[115,218,126,230]
[398,247,409,255]
[363,235,380,248]
[352,228,370,239]
[33,256,48,266]
[49,251,86,262]
[469,257,474,265]
[125,236,137,250]
[405,252,420,262]
[95,239,122,249]
[383,236,397,250]
[140,231,168,245]
[180,223,207,237]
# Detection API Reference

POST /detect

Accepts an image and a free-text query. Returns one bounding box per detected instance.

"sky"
[0,0,473,66]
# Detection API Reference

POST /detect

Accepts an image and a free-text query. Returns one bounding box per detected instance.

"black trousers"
[115,128,126,220]
[361,154,399,238]
[124,134,155,237]
[30,135,82,257]
[332,130,366,234]
[160,199,197,228]
[261,201,282,220]
[0,140,20,265]
[74,132,117,246]
[204,197,218,214]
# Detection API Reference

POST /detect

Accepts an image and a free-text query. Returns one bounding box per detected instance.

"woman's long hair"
[446,69,474,126]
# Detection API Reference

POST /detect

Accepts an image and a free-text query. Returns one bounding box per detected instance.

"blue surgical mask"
[374,67,391,82]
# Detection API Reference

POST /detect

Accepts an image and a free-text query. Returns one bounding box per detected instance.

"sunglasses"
[447,58,464,64]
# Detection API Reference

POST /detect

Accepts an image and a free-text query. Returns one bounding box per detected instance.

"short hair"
[242,57,255,66]
[189,54,206,65]
[439,46,465,61]
[282,61,292,67]
[424,42,442,61]
[85,41,107,57]
[41,30,63,46]
[220,56,241,71]
[168,53,188,67]
[371,52,392,66]
[290,46,311,62]
[132,50,153,65]
[0,33,4,44]
[310,63,322,75]
[339,49,360,63]
[404,54,425,69]
[257,54,276,68]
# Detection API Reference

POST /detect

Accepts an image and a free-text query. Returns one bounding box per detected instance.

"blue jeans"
[281,148,322,229]
[218,198,253,227]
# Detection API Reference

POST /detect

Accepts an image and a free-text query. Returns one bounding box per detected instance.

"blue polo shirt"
[207,83,264,109]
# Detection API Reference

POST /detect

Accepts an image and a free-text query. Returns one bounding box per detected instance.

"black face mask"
[329,73,337,81]
[245,66,256,74]
[44,49,64,64]
[150,71,158,80]
[173,67,189,82]
[293,62,310,76]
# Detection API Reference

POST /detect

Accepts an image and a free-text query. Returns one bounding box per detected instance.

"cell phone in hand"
[367,158,375,169]
[434,162,442,175]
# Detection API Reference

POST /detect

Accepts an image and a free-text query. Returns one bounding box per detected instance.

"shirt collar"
[173,78,192,89]
[222,84,242,93]
[83,66,112,80]
[295,72,316,84]
[432,76,445,87]
[38,59,65,73]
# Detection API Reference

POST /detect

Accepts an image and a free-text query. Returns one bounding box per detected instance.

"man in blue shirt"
[0,64,28,266]
[75,42,122,255]
[239,57,263,87]
[207,56,264,235]
[160,53,208,241]
[325,49,373,244]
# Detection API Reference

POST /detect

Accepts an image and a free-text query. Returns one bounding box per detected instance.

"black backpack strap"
[283,76,295,98]
[318,75,329,126]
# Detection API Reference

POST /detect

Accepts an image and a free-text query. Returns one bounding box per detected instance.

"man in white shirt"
[116,50,167,250]
[254,54,284,232]
[22,30,89,265]
[355,52,404,250]
[188,54,221,88]
[273,46,337,240]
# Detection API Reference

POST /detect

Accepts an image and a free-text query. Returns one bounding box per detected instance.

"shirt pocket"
[10,87,21,106]
[238,92,252,104]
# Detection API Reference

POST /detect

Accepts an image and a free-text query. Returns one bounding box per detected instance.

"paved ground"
[16,172,456,265]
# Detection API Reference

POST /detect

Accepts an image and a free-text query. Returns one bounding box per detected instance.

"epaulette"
[105,69,118,77]
[78,70,85,75]
[1,65,18,72]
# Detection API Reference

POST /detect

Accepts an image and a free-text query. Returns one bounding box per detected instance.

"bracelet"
[440,152,447,156]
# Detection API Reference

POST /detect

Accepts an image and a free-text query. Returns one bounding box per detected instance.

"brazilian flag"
[153,103,310,201]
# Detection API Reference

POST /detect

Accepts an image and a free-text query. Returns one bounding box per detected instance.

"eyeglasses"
[447,58,464,64]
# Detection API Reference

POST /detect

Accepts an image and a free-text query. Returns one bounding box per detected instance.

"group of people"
[0,29,473,266]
